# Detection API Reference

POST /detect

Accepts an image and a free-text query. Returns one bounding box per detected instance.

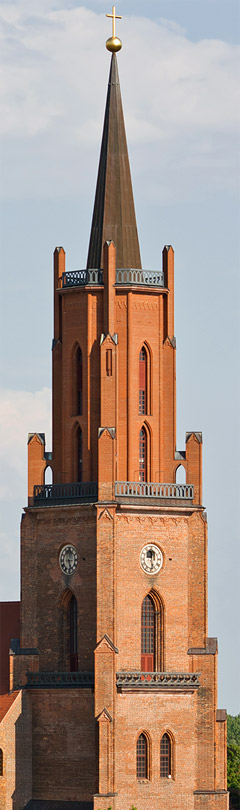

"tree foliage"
[228,714,240,747]
[227,714,240,809]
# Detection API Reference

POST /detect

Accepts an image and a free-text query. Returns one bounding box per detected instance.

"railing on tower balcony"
[62,269,103,287]
[115,268,165,287]
[61,268,165,289]
[115,481,194,500]
[116,671,200,690]
[33,482,98,506]
[26,671,94,688]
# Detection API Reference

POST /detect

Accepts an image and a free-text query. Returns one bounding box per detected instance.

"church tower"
[0,11,228,810]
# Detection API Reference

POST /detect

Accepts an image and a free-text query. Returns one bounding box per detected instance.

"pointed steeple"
[87,54,142,270]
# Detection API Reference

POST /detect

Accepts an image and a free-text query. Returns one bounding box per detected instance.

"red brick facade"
[0,49,228,810]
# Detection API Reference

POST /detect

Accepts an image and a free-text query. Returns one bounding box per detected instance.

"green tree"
[227,744,240,789]
[228,714,240,747]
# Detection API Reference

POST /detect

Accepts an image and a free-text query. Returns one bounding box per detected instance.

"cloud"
[0,1,239,200]
[0,387,52,482]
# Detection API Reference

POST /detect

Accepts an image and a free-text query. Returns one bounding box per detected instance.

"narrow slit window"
[106,349,112,376]
[0,749,3,776]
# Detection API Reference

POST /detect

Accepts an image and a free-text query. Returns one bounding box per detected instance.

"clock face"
[140,544,163,575]
[59,545,78,575]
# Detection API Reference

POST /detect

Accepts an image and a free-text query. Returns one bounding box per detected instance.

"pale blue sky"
[0,0,239,713]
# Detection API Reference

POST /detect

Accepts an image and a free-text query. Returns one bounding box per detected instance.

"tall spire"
[87,53,142,270]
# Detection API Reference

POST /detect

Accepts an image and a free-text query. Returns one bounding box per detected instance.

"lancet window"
[141,590,164,671]
[139,346,147,414]
[141,594,155,671]
[76,347,82,415]
[136,733,148,779]
[160,733,171,777]
[77,427,83,482]
[139,427,147,481]
[69,594,78,672]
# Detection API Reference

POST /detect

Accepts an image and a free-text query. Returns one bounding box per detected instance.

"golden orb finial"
[106,5,122,52]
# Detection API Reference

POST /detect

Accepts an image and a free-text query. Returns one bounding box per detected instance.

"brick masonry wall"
[20,504,97,671]
[114,690,196,809]
[0,691,32,810]
[31,689,96,800]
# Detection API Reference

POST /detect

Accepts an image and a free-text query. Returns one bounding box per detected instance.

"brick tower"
[0,29,228,810]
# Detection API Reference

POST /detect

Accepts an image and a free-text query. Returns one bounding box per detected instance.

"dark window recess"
[0,748,3,776]
[141,594,154,671]
[106,348,112,376]
[76,347,82,415]
[160,733,171,777]
[137,733,147,779]
[139,346,147,414]
[69,595,78,672]
[77,428,83,482]
[139,427,147,482]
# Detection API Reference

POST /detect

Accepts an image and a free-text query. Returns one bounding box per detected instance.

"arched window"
[141,594,155,671]
[0,748,3,776]
[77,427,83,482]
[141,590,164,671]
[139,347,147,414]
[175,464,186,484]
[69,594,78,672]
[160,733,171,777]
[139,427,147,481]
[45,465,53,485]
[136,733,148,779]
[76,347,82,415]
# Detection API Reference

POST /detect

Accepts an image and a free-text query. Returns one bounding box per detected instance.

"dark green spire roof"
[87,53,142,270]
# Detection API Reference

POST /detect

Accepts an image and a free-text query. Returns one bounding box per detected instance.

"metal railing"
[26,671,94,688]
[116,671,200,689]
[116,268,165,287]
[115,482,194,499]
[33,482,98,506]
[61,267,165,289]
[62,269,103,287]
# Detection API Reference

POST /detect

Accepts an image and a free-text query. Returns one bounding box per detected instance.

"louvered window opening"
[137,734,147,778]
[160,733,171,777]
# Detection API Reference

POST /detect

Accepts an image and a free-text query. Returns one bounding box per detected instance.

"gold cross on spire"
[106,5,122,38]
[106,5,122,52]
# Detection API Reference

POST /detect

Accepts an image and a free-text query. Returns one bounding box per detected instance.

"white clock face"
[59,545,78,575]
[140,544,163,575]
